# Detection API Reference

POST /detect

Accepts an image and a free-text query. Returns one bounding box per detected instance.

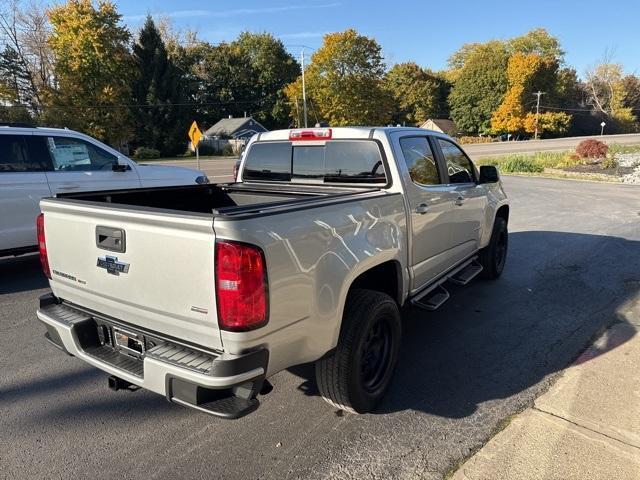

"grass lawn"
[476,143,640,182]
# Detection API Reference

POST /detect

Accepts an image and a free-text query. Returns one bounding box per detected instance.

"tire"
[479,216,508,279]
[315,289,401,413]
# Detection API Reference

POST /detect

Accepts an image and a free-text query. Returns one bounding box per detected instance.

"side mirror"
[479,165,499,183]
[112,163,130,172]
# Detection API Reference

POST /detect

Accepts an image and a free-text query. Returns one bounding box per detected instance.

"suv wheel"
[479,217,508,279]
[315,289,401,413]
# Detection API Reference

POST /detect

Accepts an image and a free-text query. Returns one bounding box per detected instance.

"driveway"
[1,177,639,479]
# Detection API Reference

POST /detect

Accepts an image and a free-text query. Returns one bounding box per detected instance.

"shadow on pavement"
[0,367,99,405]
[3,230,638,425]
[290,230,639,418]
[0,254,48,295]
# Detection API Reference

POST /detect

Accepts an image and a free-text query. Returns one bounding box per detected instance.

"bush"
[457,136,495,145]
[222,143,235,156]
[196,144,218,156]
[575,139,608,159]
[133,147,161,160]
[500,156,544,173]
[601,155,618,169]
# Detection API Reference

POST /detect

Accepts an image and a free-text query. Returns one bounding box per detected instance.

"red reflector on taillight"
[289,128,332,141]
[36,213,51,279]
[215,240,268,332]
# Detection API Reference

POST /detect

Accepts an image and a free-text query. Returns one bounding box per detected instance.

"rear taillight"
[36,213,51,279]
[233,161,240,181]
[215,240,268,332]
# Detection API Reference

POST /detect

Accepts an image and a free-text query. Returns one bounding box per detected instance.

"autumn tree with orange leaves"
[491,52,570,137]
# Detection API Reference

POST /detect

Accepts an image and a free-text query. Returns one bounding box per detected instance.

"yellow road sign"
[188,121,202,147]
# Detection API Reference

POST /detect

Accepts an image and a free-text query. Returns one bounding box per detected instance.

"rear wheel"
[479,217,508,279]
[315,289,401,413]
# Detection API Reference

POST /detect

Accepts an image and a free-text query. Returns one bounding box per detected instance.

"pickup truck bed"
[59,182,376,217]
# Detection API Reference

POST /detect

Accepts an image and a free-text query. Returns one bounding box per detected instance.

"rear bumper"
[37,294,268,418]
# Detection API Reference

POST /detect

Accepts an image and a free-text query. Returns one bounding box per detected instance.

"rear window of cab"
[242,140,386,184]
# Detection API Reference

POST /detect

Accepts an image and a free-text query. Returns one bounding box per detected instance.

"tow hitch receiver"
[108,375,135,391]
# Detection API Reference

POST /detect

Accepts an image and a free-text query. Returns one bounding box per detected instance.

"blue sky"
[116,0,639,77]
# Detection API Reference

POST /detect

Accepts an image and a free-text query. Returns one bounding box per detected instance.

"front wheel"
[479,217,508,279]
[315,289,401,413]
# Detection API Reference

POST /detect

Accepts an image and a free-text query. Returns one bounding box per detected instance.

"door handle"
[415,203,429,214]
[454,196,465,206]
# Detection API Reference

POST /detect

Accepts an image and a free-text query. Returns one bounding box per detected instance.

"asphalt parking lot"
[1,176,639,480]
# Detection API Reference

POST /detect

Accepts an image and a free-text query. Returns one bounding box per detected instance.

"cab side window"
[399,136,441,186]
[437,139,475,184]
[0,135,43,172]
[47,136,118,171]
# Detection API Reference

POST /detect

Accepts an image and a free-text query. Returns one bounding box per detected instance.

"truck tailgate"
[40,199,222,351]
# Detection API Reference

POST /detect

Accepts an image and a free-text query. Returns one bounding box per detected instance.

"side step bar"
[449,261,483,286]
[412,285,450,311]
[410,256,482,311]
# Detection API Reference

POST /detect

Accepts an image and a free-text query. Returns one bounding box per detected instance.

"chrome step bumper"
[37,294,268,419]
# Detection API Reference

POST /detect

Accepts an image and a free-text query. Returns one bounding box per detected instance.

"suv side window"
[399,136,441,185]
[0,135,44,172]
[46,136,118,171]
[437,138,475,184]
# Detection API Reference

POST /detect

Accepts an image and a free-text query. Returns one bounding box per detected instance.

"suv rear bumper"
[37,294,268,418]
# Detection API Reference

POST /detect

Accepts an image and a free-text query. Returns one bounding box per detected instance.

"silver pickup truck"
[36,127,509,418]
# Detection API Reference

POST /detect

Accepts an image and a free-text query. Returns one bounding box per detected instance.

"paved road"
[146,156,237,182]
[464,132,640,158]
[149,132,640,178]
[2,177,640,479]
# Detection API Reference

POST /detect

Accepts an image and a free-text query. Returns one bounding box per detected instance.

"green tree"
[46,0,133,145]
[191,41,255,127]
[384,63,449,125]
[448,40,509,133]
[234,32,300,128]
[622,75,640,115]
[177,32,298,129]
[507,28,565,63]
[130,16,186,155]
[285,29,393,126]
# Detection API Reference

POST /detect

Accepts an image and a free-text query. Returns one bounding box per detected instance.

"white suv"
[0,123,209,256]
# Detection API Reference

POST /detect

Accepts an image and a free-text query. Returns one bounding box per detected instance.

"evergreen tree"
[130,15,186,156]
[0,46,37,122]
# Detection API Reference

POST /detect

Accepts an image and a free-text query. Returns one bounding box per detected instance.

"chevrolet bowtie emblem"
[97,256,130,275]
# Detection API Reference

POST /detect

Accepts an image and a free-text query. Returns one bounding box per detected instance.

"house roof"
[420,118,458,133]
[204,117,267,138]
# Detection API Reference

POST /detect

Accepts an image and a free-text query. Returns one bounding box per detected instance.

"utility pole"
[301,49,308,128]
[533,91,545,140]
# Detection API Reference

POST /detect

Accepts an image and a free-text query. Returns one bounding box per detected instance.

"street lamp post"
[301,49,308,128]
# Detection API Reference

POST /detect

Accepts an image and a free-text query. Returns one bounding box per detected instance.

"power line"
[0,100,272,109]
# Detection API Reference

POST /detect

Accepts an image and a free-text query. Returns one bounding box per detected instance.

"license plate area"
[113,326,145,357]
